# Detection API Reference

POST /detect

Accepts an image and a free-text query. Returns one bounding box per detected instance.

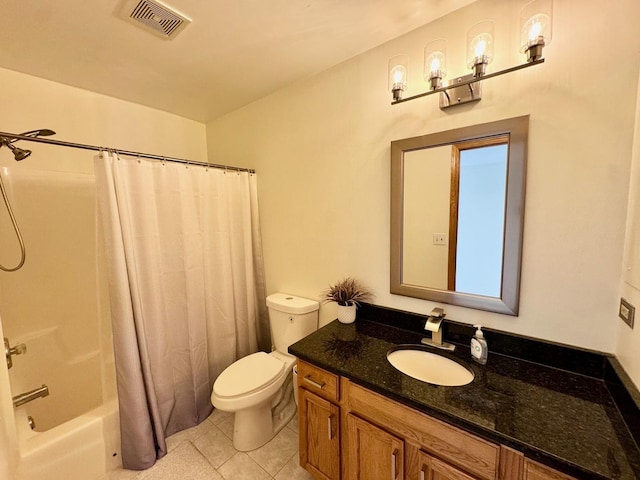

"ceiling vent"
[117,0,191,40]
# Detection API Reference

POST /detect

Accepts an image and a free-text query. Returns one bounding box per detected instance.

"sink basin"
[387,348,474,387]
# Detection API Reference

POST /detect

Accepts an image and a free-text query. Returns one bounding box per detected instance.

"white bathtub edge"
[16,400,120,480]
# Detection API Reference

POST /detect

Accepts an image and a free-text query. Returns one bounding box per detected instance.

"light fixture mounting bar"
[391,58,544,105]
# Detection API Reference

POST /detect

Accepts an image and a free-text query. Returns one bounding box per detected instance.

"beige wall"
[0,67,207,174]
[206,0,640,383]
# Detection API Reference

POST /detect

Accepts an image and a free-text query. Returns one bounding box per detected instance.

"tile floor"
[101,409,313,480]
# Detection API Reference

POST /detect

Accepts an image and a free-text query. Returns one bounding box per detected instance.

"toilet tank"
[267,293,319,353]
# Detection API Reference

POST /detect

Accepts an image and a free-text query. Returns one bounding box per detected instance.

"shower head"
[5,142,32,161]
[0,128,54,161]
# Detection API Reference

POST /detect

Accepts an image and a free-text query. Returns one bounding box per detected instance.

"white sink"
[387,348,474,387]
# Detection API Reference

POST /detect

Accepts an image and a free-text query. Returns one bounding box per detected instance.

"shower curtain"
[94,152,269,470]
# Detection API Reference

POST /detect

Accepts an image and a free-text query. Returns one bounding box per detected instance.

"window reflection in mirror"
[455,139,508,296]
[391,116,528,315]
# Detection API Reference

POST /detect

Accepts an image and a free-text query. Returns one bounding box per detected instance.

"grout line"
[272,450,299,478]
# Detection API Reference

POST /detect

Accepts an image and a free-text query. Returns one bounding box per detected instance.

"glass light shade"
[466,20,494,75]
[520,0,553,61]
[388,55,409,101]
[424,39,447,90]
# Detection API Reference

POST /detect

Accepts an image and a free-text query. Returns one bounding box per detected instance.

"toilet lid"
[213,352,284,398]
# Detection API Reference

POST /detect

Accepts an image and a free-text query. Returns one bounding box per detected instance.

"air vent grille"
[118,0,191,40]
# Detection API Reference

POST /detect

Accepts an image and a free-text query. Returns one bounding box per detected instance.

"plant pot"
[337,303,357,324]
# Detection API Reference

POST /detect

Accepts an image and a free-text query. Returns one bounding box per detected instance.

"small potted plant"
[322,277,373,324]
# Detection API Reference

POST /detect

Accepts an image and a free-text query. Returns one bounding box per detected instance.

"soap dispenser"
[470,325,488,365]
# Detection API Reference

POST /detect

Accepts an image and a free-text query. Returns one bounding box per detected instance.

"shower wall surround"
[0,65,207,479]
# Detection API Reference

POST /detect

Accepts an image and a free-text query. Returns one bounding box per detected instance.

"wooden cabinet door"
[416,450,479,480]
[347,413,404,480]
[299,388,340,480]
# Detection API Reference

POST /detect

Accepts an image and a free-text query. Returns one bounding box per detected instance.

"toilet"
[211,292,319,451]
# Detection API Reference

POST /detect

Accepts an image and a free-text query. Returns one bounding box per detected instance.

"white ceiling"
[0,0,475,123]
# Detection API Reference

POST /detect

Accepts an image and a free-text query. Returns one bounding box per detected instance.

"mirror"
[390,116,528,315]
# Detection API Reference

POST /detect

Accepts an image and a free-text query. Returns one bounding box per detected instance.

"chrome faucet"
[12,384,49,408]
[4,337,27,369]
[421,308,455,351]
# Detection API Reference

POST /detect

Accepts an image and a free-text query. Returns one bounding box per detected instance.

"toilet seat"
[213,352,284,399]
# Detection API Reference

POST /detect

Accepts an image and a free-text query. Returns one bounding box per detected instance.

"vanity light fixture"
[520,0,553,62]
[389,54,409,101]
[424,38,447,91]
[388,0,552,109]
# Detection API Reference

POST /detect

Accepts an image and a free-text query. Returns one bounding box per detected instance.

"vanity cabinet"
[296,360,577,480]
[347,381,495,480]
[297,361,341,480]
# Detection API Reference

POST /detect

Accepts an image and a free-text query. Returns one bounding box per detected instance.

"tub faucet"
[4,337,26,369]
[421,308,455,351]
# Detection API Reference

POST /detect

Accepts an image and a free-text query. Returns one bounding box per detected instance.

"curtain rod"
[0,131,255,174]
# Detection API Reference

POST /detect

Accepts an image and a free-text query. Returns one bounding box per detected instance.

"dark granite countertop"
[289,307,640,480]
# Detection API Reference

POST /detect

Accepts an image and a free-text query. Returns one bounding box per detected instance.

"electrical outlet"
[619,298,635,329]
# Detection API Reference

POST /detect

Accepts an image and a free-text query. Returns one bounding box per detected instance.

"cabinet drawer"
[524,459,577,480]
[297,360,339,402]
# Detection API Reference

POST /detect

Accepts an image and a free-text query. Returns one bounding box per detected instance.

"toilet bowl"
[211,293,319,451]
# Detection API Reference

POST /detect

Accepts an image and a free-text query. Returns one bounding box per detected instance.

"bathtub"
[15,400,121,480]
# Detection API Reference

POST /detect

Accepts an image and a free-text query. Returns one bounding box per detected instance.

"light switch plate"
[433,233,447,246]
[619,298,635,329]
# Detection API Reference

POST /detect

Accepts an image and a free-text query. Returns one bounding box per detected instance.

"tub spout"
[12,384,49,408]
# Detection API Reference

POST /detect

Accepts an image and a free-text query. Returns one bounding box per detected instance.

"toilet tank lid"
[267,293,319,314]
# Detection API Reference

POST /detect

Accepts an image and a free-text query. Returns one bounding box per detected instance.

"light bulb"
[392,66,406,85]
[528,20,542,41]
[474,37,487,57]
